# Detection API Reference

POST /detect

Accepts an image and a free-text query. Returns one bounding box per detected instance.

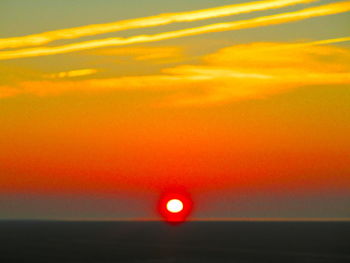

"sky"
[0,0,349,220]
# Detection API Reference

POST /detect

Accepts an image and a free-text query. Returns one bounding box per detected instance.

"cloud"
[294,36,350,47]
[165,41,350,106]
[93,46,184,63]
[1,1,350,60]
[45,68,98,79]
[0,0,316,50]
[1,39,350,105]
[0,1,350,60]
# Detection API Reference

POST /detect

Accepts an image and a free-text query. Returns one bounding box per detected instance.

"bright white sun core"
[166,199,184,213]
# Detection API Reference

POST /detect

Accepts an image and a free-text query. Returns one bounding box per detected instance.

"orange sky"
[0,0,349,220]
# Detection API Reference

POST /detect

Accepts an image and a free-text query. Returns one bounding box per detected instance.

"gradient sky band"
[1,1,350,60]
[0,0,317,50]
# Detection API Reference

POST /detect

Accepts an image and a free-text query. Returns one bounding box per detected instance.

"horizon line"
[1,217,350,222]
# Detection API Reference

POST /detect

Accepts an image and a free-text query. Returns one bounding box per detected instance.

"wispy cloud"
[289,36,350,47]
[2,38,349,105]
[0,0,316,50]
[166,40,350,106]
[93,46,184,62]
[1,1,349,61]
[45,68,98,79]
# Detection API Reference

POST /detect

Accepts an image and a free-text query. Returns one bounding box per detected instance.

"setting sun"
[166,199,184,213]
[158,191,193,223]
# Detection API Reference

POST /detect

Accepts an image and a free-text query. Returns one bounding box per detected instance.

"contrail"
[0,0,316,49]
[1,1,350,60]
[296,36,350,46]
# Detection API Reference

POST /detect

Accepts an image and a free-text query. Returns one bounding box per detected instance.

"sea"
[0,221,349,262]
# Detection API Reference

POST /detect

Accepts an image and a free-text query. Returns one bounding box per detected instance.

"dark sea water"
[0,221,349,263]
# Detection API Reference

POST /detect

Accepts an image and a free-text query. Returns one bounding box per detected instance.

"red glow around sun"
[158,189,193,224]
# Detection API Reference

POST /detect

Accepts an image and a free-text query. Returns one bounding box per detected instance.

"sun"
[158,190,193,223]
[166,199,184,213]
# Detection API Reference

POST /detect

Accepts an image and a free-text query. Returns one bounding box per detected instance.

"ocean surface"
[0,221,349,262]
